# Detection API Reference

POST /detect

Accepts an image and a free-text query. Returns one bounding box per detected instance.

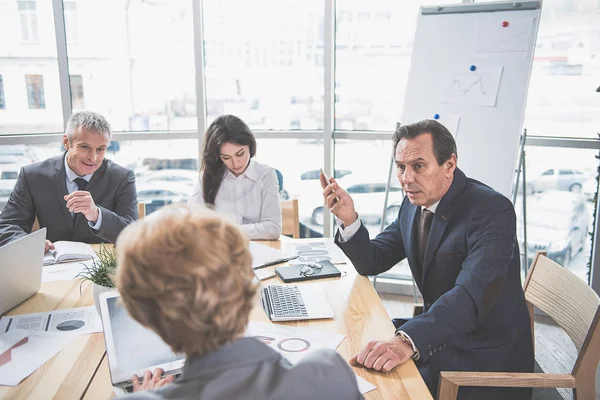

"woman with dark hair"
[189,115,282,239]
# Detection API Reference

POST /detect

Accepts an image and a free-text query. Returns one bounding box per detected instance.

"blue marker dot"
[470,65,476,71]
[433,114,440,120]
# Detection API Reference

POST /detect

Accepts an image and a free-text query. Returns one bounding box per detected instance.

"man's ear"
[62,135,70,150]
[445,154,457,178]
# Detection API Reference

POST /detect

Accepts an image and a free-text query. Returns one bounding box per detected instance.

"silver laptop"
[0,229,46,315]
[98,291,185,395]
[260,283,335,322]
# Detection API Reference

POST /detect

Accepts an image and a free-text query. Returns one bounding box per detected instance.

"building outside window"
[0,75,5,109]
[63,0,79,45]
[25,74,45,109]
[18,0,39,43]
[70,74,84,110]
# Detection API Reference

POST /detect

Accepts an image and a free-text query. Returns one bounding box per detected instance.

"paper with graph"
[472,17,534,57]
[442,65,503,107]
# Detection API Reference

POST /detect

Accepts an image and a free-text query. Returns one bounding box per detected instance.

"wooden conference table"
[0,239,432,400]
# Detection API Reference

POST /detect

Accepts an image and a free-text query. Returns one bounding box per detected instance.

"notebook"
[98,291,185,395]
[259,283,335,322]
[43,241,96,266]
[275,260,341,283]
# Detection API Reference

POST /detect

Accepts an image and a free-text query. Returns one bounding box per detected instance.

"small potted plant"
[77,243,117,316]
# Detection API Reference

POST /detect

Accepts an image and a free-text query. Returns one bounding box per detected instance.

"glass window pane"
[203,0,324,130]
[518,146,597,284]
[25,74,46,109]
[0,75,5,109]
[69,74,85,110]
[524,1,600,138]
[0,1,61,133]
[65,0,196,131]
[335,0,461,131]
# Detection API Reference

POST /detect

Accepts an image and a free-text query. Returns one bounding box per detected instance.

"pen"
[253,255,299,270]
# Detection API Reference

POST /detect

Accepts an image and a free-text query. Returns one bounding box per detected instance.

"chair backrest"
[281,199,299,239]
[137,202,146,219]
[524,252,600,377]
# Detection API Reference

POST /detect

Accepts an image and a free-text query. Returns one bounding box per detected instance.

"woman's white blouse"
[188,160,282,240]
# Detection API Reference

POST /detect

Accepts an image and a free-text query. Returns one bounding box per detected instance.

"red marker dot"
[502,21,509,27]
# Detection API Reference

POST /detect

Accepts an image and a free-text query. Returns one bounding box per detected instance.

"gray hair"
[65,111,112,141]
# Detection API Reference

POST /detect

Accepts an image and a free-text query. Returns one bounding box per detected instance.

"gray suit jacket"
[124,338,363,400]
[0,153,138,246]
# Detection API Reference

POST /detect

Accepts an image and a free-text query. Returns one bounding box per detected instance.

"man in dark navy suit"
[321,120,533,400]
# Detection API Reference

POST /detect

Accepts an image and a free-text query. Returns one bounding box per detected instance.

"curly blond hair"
[115,203,257,357]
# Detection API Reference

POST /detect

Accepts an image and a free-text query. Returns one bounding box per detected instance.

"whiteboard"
[401,1,541,198]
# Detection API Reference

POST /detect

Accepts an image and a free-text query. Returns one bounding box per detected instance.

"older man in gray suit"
[0,111,138,249]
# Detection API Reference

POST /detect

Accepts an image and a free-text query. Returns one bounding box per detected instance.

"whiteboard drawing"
[472,17,534,57]
[442,65,503,107]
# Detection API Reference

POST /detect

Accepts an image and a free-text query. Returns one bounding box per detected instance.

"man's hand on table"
[349,336,414,373]
[132,368,175,392]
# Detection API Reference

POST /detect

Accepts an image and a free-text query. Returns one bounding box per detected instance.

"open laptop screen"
[100,292,185,384]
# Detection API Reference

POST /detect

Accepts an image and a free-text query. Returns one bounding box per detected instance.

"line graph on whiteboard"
[472,18,534,57]
[442,65,503,107]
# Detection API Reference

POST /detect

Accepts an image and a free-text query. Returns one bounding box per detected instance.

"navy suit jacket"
[0,154,138,246]
[336,168,533,400]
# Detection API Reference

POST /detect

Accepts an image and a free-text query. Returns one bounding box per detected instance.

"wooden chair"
[281,199,300,239]
[438,251,600,400]
[137,202,146,219]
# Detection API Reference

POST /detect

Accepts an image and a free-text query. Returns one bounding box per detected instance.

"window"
[335,0,462,131]
[18,0,39,43]
[0,76,5,109]
[203,0,324,130]
[63,0,79,45]
[69,75,85,109]
[25,74,45,109]
[66,1,196,131]
[522,0,600,138]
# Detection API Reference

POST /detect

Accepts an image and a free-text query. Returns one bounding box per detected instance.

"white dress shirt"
[64,156,103,230]
[188,159,282,240]
[335,198,441,360]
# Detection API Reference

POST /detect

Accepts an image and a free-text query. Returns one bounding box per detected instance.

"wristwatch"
[396,331,419,360]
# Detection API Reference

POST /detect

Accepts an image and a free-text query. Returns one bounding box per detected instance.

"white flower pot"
[93,283,114,319]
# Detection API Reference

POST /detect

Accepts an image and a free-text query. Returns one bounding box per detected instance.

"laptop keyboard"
[268,285,308,319]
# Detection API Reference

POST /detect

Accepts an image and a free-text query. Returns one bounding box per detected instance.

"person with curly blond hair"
[116,203,362,400]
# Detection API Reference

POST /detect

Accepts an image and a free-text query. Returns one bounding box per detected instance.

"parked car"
[528,168,590,194]
[137,169,198,187]
[0,164,20,180]
[0,180,16,212]
[518,190,590,267]
[0,145,37,166]
[137,182,192,215]
[301,175,403,226]
[300,169,352,180]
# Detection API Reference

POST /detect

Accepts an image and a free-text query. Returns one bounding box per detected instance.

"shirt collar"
[424,199,441,214]
[64,154,93,183]
[225,159,258,182]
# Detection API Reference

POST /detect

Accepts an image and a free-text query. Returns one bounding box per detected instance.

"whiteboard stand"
[511,129,529,278]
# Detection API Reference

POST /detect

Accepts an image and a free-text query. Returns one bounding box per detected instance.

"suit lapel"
[422,168,467,279]
[54,154,73,232]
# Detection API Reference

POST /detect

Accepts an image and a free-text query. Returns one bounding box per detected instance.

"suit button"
[443,343,447,348]
[438,346,443,351]
[428,351,433,356]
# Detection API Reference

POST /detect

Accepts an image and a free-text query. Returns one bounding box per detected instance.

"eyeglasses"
[299,262,323,277]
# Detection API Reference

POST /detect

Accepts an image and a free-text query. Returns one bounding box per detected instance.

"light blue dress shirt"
[64,156,103,230]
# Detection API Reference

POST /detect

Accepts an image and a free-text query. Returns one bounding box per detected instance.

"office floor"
[378,293,600,400]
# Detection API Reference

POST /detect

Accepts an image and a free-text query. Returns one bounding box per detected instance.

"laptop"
[259,283,335,322]
[98,291,185,395]
[0,229,46,315]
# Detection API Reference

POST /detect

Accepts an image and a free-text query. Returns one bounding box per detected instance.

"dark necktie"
[74,178,88,191]
[418,208,434,268]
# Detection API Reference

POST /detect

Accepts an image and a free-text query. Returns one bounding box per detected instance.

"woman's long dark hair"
[201,115,257,205]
